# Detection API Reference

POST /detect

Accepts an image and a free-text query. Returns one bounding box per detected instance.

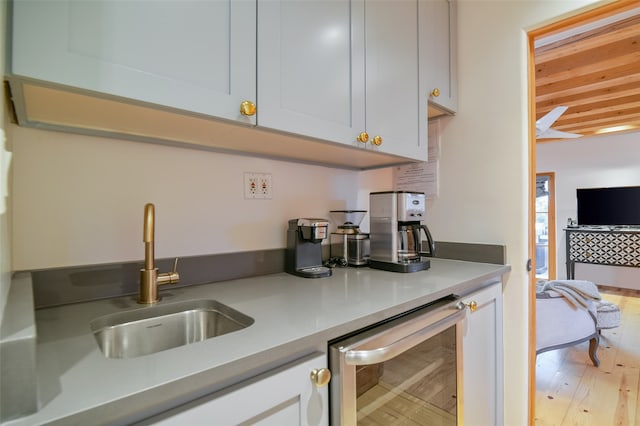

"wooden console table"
[565,227,640,279]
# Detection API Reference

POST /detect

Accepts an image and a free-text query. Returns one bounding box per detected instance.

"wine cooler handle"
[344,306,465,366]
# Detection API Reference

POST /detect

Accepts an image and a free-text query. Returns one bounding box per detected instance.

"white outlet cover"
[244,172,272,199]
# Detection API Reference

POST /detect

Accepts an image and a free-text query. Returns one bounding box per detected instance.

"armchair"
[535,290,600,367]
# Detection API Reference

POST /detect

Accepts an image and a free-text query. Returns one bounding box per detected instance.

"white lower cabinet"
[139,353,329,426]
[460,281,504,426]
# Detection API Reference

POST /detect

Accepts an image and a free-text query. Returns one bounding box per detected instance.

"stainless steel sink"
[90,299,254,359]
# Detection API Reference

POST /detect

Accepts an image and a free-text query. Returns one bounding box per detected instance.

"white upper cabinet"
[11,0,257,124]
[257,0,427,161]
[257,0,366,149]
[9,0,445,166]
[420,0,457,114]
[365,1,426,160]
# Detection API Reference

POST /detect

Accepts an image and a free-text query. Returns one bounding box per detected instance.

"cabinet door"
[257,0,366,148]
[420,0,457,113]
[461,282,504,426]
[365,0,427,160]
[139,353,329,426]
[11,0,256,123]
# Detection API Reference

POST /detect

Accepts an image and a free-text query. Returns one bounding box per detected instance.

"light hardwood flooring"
[535,287,640,426]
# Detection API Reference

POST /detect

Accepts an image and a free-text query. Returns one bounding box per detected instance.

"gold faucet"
[139,203,180,304]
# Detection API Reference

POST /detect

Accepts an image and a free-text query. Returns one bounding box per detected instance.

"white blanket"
[536,279,601,310]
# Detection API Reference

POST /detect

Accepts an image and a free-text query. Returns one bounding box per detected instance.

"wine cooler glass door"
[330,298,465,425]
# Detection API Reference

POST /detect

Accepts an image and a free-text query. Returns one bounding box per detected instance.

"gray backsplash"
[434,241,507,265]
[26,242,505,309]
[28,250,285,309]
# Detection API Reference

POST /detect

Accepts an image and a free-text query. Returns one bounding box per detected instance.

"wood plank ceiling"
[534,8,640,141]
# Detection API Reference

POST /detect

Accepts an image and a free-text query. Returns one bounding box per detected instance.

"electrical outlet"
[244,172,272,199]
[258,173,272,199]
[244,173,258,199]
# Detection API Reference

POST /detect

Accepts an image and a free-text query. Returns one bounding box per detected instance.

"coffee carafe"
[369,191,435,273]
[398,223,435,263]
[286,218,332,278]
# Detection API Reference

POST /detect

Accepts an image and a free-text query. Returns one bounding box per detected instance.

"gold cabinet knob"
[458,300,478,313]
[356,132,369,143]
[430,88,440,97]
[310,368,331,388]
[371,135,383,146]
[240,100,256,116]
[466,301,478,312]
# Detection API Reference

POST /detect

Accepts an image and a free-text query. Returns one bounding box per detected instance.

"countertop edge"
[0,273,38,422]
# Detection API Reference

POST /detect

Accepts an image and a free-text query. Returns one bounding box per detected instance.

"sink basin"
[90,299,254,359]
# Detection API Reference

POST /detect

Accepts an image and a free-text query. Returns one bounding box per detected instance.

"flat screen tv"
[576,186,640,227]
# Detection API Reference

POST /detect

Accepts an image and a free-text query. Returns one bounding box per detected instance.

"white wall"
[10,124,391,270]
[537,131,640,288]
[432,1,601,424]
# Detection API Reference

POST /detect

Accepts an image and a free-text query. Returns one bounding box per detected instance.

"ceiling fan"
[536,106,582,139]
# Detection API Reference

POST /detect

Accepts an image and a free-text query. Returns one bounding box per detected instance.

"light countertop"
[4,258,510,425]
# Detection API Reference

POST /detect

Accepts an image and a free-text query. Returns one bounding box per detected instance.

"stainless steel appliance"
[329,296,466,425]
[329,210,370,267]
[369,191,436,273]
[286,218,332,278]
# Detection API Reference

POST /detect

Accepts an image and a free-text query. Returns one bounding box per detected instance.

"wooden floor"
[535,287,640,425]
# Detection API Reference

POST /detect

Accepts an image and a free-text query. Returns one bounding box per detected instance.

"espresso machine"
[369,191,436,273]
[286,218,332,278]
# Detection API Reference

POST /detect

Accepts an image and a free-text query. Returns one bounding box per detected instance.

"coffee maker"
[369,191,436,273]
[286,218,332,278]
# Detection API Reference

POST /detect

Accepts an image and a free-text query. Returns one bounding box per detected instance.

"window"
[535,173,556,280]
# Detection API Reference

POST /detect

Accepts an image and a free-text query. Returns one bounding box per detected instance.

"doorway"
[527,0,638,425]
[527,2,638,424]
[535,173,555,281]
